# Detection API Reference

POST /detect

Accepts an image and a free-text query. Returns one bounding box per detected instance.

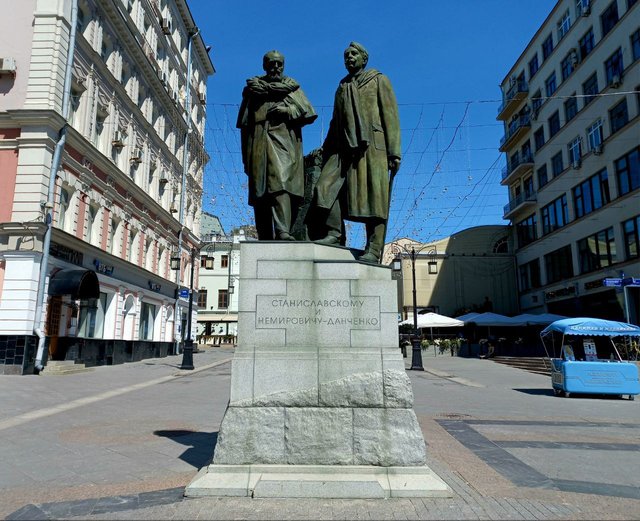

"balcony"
[503,191,537,219]
[499,114,531,152]
[497,80,529,121]
[501,151,534,185]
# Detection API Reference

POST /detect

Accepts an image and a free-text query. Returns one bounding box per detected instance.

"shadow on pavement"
[154,430,218,468]
[512,388,555,396]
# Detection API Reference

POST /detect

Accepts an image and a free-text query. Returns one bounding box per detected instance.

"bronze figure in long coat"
[315,42,401,262]
[237,51,317,240]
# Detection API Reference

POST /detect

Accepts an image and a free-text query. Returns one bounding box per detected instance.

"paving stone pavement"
[1,348,639,520]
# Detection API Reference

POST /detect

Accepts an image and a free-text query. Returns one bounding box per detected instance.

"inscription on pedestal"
[255,281,380,346]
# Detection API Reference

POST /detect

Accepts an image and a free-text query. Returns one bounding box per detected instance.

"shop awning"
[48,269,100,300]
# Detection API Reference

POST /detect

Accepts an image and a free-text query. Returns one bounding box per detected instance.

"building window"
[632,29,640,61]
[542,34,554,60]
[551,151,564,177]
[139,302,156,340]
[519,259,541,291]
[558,10,571,39]
[548,110,561,138]
[218,289,229,309]
[568,136,582,165]
[86,205,98,245]
[579,27,595,60]
[573,168,610,218]
[604,48,624,85]
[537,164,549,189]
[576,0,591,17]
[531,89,543,115]
[545,72,557,97]
[78,292,108,339]
[582,73,599,106]
[221,254,229,268]
[58,187,70,230]
[623,215,640,259]
[578,227,617,274]
[587,119,604,151]
[561,54,575,81]
[197,289,207,308]
[609,99,628,134]
[127,229,137,263]
[528,54,539,78]
[616,147,640,195]
[629,0,639,8]
[516,213,537,248]
[523,176,534,197]
[534,127,545,151]
[564,95,578,122]
[545,245,574,284]
[600,1,619,37]
[541,194,569,235]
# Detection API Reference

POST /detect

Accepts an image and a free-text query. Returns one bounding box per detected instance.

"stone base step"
[41,361,94,375]
[186,464,452,499]
[492,356,551,376]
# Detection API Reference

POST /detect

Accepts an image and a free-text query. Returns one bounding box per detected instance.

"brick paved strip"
[437,420,555,489]
[0,358,231,432]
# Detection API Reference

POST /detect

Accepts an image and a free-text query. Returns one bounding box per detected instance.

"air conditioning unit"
[169,203,178,213]
[610,74,621,88]
[583,3,591,16]
[198,91,206,104]
[112,131,124,147]
[160,71,168,86]
[130,148,143,163]
[572,160,581,169]
[159,171,169,184]
[172,90,179,104]
[593,144,603,155]
[161,17,172,35]
[0,57,17,75]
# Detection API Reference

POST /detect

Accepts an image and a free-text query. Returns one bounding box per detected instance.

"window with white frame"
[127,228,137,263]
[576,0,590,17]
[86,204,100,245]
[587,119,603,151]
[569,136,582,164]
[558,10,571,39]
[58,187,70,230]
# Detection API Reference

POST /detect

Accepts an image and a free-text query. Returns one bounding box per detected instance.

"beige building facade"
[499,0,639,324]
[385,225,518,319]
[0,0,214,373]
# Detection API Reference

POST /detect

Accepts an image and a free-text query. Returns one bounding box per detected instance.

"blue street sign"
[622,277,640,286]
[179,289,189,298]
[603,278,622,287]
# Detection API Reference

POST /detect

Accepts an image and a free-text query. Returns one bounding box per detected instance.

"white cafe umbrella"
[400,312,464,340]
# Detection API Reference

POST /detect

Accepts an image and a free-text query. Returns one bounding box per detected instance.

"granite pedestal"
[186,242,450,498]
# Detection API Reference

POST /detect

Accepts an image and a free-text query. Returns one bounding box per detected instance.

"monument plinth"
[186,242,451,498]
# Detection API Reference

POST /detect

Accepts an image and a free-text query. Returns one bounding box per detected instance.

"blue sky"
[188,0,557,244]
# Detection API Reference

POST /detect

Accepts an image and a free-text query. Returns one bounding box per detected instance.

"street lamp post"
[409,247,423,371]
[180,247,196,370]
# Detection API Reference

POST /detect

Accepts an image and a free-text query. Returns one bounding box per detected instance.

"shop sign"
[50,242,83,266]
[544,286,576,301]
[603,278,622,287]
[621,277,640,287]
[585,278,604,290]
[93,259,114,276]
[148,281,161,292]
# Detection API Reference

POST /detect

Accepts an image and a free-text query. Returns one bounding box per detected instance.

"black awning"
[48,269,100,300]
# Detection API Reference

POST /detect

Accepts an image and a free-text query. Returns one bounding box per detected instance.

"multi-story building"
[498,0,639,324]
[0,0,214,373]
[196,217,242,346]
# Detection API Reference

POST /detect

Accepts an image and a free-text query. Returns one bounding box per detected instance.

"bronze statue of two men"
[237,42,401,263]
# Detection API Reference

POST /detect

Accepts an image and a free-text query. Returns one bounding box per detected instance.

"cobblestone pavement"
[2,348,639,520]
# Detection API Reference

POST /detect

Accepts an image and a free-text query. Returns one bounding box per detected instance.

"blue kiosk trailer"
[540,318,640,400]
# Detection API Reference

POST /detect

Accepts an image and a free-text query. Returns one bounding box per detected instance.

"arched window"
[493,236,509,254]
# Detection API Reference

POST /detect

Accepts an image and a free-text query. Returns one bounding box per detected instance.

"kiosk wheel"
[630,395,635,401]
